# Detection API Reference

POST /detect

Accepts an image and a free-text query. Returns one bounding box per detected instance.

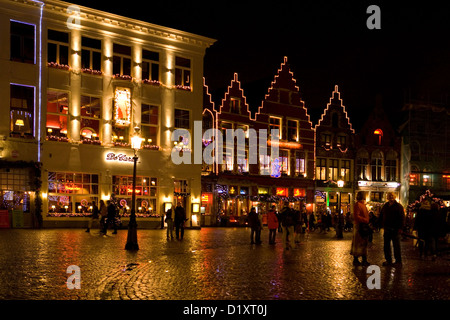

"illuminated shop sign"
[276,188,287,196]
[293,188,305,197]
[105,152,133,163]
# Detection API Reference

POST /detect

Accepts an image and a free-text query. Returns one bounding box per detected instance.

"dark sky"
[71,0,450,129]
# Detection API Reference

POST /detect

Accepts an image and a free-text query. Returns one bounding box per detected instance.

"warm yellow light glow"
[337,180,344,188]
[131,133,143,151]
[15,119,24,126]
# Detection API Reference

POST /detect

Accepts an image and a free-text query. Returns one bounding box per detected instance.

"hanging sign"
[114,87,131,126]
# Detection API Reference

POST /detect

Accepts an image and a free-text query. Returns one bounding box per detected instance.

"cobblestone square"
[0,227,449,301]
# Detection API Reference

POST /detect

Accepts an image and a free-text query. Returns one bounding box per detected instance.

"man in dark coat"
[103,200,118,235]
[174,202,186,240]
[379,192,405,265]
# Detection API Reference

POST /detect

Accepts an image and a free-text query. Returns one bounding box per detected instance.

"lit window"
[10,84,34,138]
[141,104,159,148]
[80,95,101,142]
[269,117,281,139]
[46,90,68,141]
[174,109,190,129]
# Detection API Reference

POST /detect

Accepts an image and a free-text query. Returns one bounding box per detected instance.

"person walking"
[267,205,279,245]
[103,200,118,235]
[174,202,186,240]
[165,207,174,240]
[248,207,262,244]
[379,192,405,266]
[99,200,107,234]
[279,202,296,250]
[85,201,100,233]
[350,192,371,266]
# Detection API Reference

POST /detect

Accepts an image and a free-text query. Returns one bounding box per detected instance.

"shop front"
[41,142,201,229]
[0,161,41,228]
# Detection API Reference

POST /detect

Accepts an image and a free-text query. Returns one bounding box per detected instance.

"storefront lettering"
[105,152,133,163]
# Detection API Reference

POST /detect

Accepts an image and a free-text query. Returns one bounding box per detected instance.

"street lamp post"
[125,128,143,251]
[336,180,344,239]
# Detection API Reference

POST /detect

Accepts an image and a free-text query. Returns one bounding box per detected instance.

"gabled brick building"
[201,57,315,225]
[314,85,356,215]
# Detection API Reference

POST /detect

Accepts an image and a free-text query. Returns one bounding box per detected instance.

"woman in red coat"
[350,192,371,266]
[267,205,279,245]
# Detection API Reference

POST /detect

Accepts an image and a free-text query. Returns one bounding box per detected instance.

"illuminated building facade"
[201,58,315,226]
[400,101,450,206]
[354,97,402,213]
[314,86,355,216]
[0,0,215,227]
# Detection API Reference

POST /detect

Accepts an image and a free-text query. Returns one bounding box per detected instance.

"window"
[113,43,131,76]
[287,120,298,142]
[370,192,383,202]
[237,150,249,173]
[174,109,190,129]
[0,168,33,212]
[142,49,159,82]
[174,179,188,193]
[175,56,191,88]
[269,117,281,139]
[279,149,289,174]
[337,135,347,148]
[113,175,158,216]
[230,98,240,114]
[371,151,383,181]
[46,90,68,141]
[47,29,69,66]
[80,95,101,141]
[321,133,331,146]
[357,150,369,180]
[112,126,130,147]
[295,151,305,176]
[409,173,418,186]
[10,84,34,138]
[316,158,327,180]
[81,36,101,72]
[443,175,450,190]
[259,153,270,175]
[385,159,397,182]
[141,104,159,147]
[339,160,350,181]
[328,159,339,181]
[47,172,99,216]
[10,21,35,64]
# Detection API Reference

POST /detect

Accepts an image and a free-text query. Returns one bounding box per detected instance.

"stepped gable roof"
[316,85,355,133]
[217,73,253,120]
[257,56,313,129]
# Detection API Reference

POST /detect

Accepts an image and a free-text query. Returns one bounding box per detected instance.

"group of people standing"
[164,202,187,240]
[247,203,306,249]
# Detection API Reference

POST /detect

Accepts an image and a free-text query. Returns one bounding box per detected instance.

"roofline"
[37,0,216,48]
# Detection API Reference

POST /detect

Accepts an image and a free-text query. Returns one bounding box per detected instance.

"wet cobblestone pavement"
[0,227,449,300]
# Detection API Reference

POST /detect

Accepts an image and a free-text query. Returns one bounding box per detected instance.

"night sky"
[71,0,450,130]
